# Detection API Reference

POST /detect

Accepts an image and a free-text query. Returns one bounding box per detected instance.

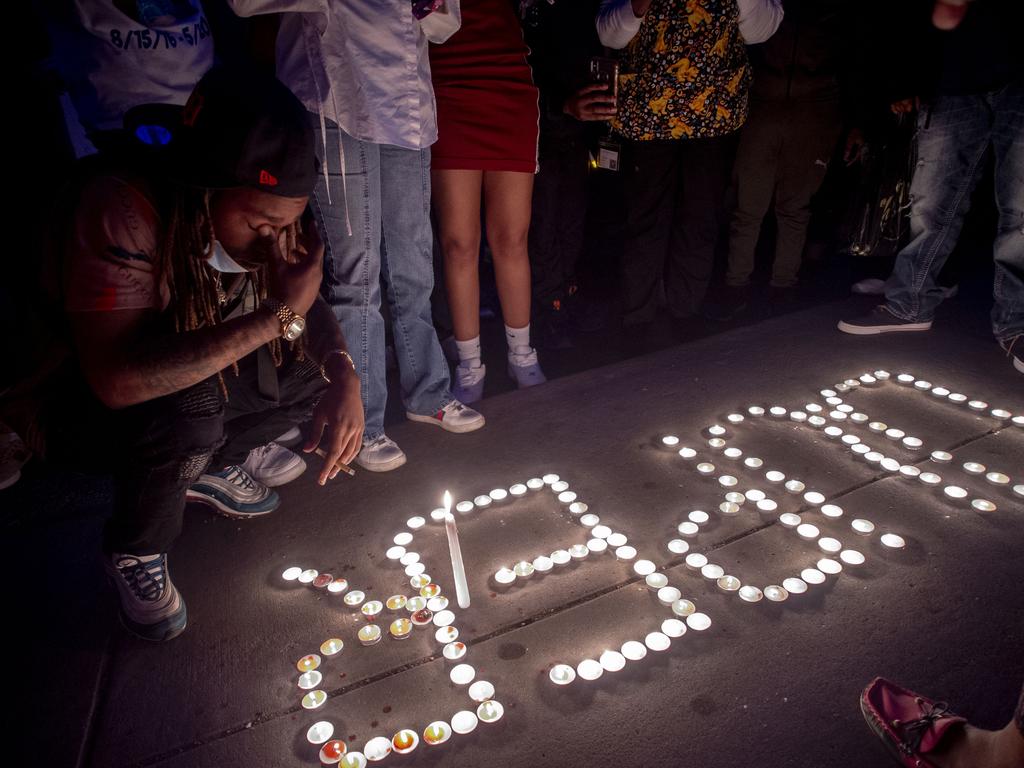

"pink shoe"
[860,677,967,767]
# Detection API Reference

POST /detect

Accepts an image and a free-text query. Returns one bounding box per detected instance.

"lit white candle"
[443,491,471,610]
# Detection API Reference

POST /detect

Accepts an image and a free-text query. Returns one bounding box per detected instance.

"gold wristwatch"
[263,298,306,341]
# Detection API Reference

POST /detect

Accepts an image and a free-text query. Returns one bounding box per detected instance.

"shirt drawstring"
[302,15,351,237]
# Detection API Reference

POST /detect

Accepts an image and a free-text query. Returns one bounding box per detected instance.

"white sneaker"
[273,426,302,448]
[851,278,886,295]
[240,442,307,487]
[453,362,486,404]
[508,347,547,389]
[407,400,485,433]
[356,435,407,472]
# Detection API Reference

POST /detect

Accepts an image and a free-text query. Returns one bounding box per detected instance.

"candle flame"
[443,490,452,514]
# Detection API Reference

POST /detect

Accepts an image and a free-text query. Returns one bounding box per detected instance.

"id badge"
[597,139,620,171]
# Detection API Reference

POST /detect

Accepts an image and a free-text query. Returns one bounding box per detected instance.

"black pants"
[529,129,591,307]
[621,133,738,323]
[46,351,326,555]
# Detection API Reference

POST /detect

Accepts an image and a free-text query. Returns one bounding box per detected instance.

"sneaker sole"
[406,411,486,434]
[837,320,933,335]
[355,453,407,472]
[185,489,278,519]
[507,364,547,389]
[117,604,188,642]
[258,459,307,487]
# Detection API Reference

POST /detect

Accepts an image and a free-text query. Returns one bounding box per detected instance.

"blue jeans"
[885,83,1024,343]
[310,121,452,441]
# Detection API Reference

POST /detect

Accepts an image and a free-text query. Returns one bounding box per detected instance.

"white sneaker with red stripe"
[407,400,485,434]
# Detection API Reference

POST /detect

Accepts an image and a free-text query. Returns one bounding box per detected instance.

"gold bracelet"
[321,349,356,383]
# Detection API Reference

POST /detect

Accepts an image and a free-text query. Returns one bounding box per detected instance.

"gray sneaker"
[186,465,280,518]
[104,553,187,642]
[356,435,407,472]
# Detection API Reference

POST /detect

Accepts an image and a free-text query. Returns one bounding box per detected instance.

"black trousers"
[529,129,591,307]
[46,351,325,555]
[621,133,738,324]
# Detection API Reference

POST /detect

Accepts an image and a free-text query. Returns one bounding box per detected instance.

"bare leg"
[432,169,484,342]
[482,170,534,330]
[929,720,1024,768]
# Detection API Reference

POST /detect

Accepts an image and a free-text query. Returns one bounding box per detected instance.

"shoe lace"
[116,555,166,602]
[896,698,953,756]
[225,465,258,491]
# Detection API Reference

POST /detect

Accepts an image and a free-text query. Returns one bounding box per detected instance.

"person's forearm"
[306,296,350,366]
[108,308,280,408]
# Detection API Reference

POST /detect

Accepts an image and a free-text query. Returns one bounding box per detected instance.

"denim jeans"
[885,83,1024,343]
[310,119,453,441]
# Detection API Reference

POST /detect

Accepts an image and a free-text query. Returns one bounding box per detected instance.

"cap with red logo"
[173,67,318,198]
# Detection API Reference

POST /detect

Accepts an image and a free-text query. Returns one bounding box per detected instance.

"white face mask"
[205,239,249,274]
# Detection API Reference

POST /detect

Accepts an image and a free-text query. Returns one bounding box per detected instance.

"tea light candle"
[568,502,588,516]
[513,560,535,579]
[899,465,921,478]
[386,546,406,561]
[298,569,319,584]
[302,690,328,709]
[549,664,576,685]
[599,650,627,672]
[579,513,600,527]
[527,477,544,490]
[820,503,843,518]
[577,659,603,681]
[361,600,383,621]
[700,563,725,580]
[818,537,842,554]
[829,411,848,422]
[785,480,806,494]
[509,483,528,497]
[697,462,716,475]
[881,458,902,473]
[298,670,322,690]
[757,499,778,513]
[745,457,764,468]
[852,519,875,535]
[662,435,680,447]
[914,380,932,390]
[720,501,741,515]
[779,513,802,530]
[405,563,426,577]
[717,575,741,593]
[455,501,474,514]
[310,574,334,591]
[307,721,335,745]
[688,510,710,524]
[282,566,303,581]
[386,595,408,611]
[744,489,766,502]
[433,610,455,627]
[477,700,505,724]
[407,596,428,612]
[1013,415,1024,427]
[321,638,344,656]
[319,741,348,765]
[727,412,745,423]
[896,374,915,384]
[450,663,475,685]
[842,434,861,446]
[1015,485,1024,497]
[991,408,1012,419]
[390,618,412,640]
[931,451,952,463]
[591,524,612,539]
[392,729,419,755]
[796,523,820,539]
[587,538,608,554]
[943,485,968,500]
[431,507,447,522]
[451,710,479,735]
[667,539,689,554]
[919,472,942,486]
[817,558,842,574]
[968,400,988,411]
[634,559,656,577]
[672,598,697,617]
[551,549,572,565]
[443,642,467,661]
[410,575,431,590]
[971,499,996,512]
[358,625,382,646]
[824,427,844,439]
[885,428,905,440]
[684,553,708,571]
[435,625,459,643]
[738,585,763,602]
[766,470,786,482]
[719,475,738,488]
[550,481,569,494]
[931,386,950,397]
[724,447,743,459]
[708,439,725,450]
[533,555,554,573]
[874,370,891,380]
[985,472,1010,485]
[645,572,668,590]
[948,392,967,404]
[903,437,923,449]
[686,612,712,631]
[400,551,420,566]
[790,411,808,423]
[963,462,986,474]
[473,495,492,508]
[865,452,884,464]
[678,522,700,537]
[764,585,788,602]
[840,549,866,565]
[542,473,560,485]
[411,608,434,626]
[748,406,766,416]
[825,396,843,406]
[801,568,826,585]
[621,640,648,660]
[363,737,392,762]
[678,447,698,459]
[615,545,637,561]
[297,654,322,673]
[782,577,808,595]
[569,544,589,560]
[423,721,452,746]
[804,491,825,506]
[645,631,671,651]
[658,586,682,605]
[769,406,787,418]
[558,491,577,505]
[880,533,905,549]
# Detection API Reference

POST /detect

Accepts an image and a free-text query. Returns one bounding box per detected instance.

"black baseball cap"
[170,67,319,198]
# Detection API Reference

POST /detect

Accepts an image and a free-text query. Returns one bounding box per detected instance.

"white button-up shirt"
[229,0,461,150]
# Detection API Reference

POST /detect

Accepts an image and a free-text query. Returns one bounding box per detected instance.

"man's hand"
[563,84,618,121]
[259,223,323,316]
[890,97,920,115]
[303,368,363,485]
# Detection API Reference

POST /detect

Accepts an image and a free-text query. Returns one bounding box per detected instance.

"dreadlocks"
[155,184,305,396]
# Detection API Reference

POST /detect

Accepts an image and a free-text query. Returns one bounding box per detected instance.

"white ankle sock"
[455,336,482,368]
[505,324,532,357]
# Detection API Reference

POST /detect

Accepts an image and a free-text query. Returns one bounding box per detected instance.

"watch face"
[284,316,305,341]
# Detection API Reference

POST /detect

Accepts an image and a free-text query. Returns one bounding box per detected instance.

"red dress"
[429,0,539,173]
